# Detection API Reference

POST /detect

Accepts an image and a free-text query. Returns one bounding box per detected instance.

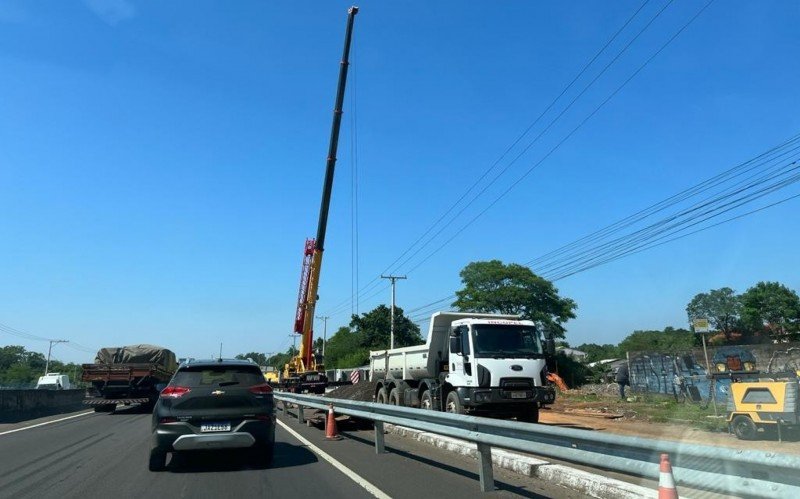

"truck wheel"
[732,415,758,440]
[389,388,403,406]
[148,448,167,472]
[376,387,388,404]
[445,391,464,415]
[518,405,539,423]
[421,391,434,410]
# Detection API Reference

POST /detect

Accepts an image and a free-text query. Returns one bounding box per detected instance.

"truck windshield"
[472,325,542,358]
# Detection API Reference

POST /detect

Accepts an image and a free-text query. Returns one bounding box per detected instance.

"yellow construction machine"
[727,348,800,440]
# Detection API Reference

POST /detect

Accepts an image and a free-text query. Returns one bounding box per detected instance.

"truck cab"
[36,373,71,390]
[444,317,556,420]
[371,312,556,422]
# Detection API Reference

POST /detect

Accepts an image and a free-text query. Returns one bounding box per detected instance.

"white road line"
[277,419,391,499]
[0,411,94,437]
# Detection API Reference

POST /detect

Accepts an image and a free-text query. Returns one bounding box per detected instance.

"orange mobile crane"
[282,6,358,393]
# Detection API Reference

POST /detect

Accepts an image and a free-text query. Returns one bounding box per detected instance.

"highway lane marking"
[0,411,95,437]
[277,419,391,499]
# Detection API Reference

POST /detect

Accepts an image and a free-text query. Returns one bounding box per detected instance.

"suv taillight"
[161,386,191,398]
[249,383,273,395]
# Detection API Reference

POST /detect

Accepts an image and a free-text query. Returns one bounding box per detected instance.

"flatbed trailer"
[81,362,175,412]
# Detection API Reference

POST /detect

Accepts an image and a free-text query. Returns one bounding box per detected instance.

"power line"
[350,29,360,319]
[326,0,717,317]
[402,132,799,316]
[542,165,800,281]
[383,0,677,279]
[0,322,52,342]
[528,133,800,270]
[321,0,660,316]
[537,158,800,277]
[535,154,800,279]
[547,187,800,281]
[398,0,718,280]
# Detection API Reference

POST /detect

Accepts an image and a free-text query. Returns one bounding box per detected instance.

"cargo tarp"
[95,344,177,370]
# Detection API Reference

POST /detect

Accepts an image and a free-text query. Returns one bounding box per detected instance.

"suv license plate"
[201,422,231,432]
[511,392,527,399]
[306,375,319,381]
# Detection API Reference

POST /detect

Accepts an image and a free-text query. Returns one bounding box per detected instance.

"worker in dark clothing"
[616,363,630,400]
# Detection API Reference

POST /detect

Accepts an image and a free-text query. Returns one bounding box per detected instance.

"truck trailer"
[370,312,556,422]
[81,344,177,412]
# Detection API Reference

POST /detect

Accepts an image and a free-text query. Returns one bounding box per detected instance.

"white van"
[35,373,71,390]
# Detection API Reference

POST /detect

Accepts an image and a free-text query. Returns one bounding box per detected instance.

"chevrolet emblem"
[211,390,225,396]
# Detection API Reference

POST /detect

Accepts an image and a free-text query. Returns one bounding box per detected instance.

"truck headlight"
[474,391,491,403]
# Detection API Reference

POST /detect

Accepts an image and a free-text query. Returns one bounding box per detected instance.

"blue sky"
[1,1,798,363]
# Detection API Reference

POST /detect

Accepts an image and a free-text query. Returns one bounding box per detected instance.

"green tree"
[235,352,268,365]
[452,260,577,338]
[349,305,423,350]
[1,362,37,386]
[740,281,800,341]
[617,327,696,354]
[0,345,27,371]
[324,326,363,368]
[686,287,741,342]
[267,347,298,371]
[575,343,621,363]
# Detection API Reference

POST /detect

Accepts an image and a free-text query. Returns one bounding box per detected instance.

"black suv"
[149,359,275,471]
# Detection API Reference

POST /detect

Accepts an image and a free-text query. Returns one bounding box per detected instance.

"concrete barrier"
[0,389,85,423]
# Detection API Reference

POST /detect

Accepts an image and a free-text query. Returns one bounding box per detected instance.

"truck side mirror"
[449,334,462,355]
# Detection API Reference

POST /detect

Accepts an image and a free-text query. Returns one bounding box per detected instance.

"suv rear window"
[171,366,264,387]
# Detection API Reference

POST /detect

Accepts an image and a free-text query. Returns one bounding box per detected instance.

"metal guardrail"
[275,392,800,496]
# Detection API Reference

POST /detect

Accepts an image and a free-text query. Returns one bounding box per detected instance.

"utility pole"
[316,316,330,358]
[45,340,68,375]
[381,274,407,349]
[289,333,300,353]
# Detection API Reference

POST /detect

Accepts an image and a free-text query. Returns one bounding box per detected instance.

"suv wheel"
[148,447,167,472]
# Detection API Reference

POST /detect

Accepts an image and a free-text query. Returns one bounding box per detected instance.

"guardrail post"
[374,421,385,454]
[297,404,305,424]
[477,443,494,492]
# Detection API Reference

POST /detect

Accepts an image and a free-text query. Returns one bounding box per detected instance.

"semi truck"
[81,344,177,412]
[369,312,556,423]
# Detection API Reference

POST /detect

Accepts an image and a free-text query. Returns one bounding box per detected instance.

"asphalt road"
[0,406,589,499]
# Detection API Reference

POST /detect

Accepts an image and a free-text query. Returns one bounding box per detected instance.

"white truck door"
[447,325,471,387]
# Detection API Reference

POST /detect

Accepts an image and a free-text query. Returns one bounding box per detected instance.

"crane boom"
[285,6,358,392]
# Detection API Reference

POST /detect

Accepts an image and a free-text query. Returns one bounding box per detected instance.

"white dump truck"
[369,312,556,422]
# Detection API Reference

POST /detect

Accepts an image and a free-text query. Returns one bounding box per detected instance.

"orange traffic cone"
[325,404,341,440]
[658,453,678,499]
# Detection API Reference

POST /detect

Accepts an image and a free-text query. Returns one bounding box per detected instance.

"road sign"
[693,318,710,333]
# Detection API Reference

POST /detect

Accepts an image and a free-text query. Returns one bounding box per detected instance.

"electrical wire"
[402,132,800,317]
[327,0,718,317]
[0,322,52,342]
[536,156,800,276]
[392,0,717,281]
[321,0,660,316]
[529,133,800,270]
[385,0,676,278]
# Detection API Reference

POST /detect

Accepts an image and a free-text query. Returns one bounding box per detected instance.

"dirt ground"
[327,381,800,454]
[543,385,800,454]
